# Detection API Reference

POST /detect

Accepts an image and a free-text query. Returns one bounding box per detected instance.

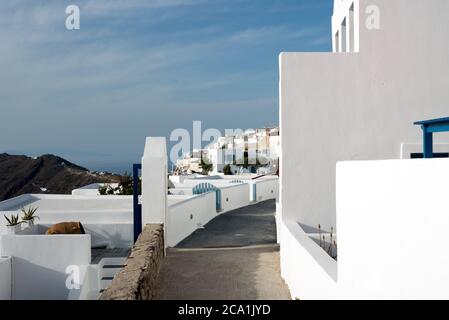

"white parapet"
[337,158,449,299]
[0,257,12,300]
[141,137,168,227]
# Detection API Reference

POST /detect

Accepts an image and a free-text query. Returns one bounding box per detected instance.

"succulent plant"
[21,207,39,222]
[4,214,22,226]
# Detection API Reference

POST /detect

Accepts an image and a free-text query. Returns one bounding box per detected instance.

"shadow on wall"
[12,258,70,300]
[84,225,133,249]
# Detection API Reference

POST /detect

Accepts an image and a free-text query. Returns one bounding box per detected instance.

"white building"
[279,0,449,299]
[0,138,279,300]
[203,127,280,174]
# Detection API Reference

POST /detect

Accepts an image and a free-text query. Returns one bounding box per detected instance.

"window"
[335,31,340,52]
[341,18,347,52]
[348,4,355,52]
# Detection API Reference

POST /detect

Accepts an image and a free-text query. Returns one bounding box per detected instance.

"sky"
[0,0,333,173]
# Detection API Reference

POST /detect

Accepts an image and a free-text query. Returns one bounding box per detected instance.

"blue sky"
[0,0,333,172]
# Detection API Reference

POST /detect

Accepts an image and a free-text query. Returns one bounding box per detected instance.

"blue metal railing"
[192,183,221,211]
[414,117,449,158]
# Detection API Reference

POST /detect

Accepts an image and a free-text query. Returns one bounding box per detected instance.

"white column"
[141,137,167,227]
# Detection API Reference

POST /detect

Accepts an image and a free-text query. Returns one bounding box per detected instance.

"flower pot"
[23,220,34,228]
[6,224,21,234]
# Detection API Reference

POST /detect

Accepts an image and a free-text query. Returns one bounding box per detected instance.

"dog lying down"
[46,222,85,235]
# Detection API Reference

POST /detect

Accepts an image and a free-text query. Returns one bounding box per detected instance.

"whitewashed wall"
[167,192,216,247]
[337,159,449,299]
[220,184,250,213]
[252,178,278,202]
[0,234,91,299]
[280,0,449,234]
[83,224,133,249]
[0,257,12,300]
[68,265,100,300]
[169,188,194,196]
[0,195,133,227]
[280,220,337,300]
[72,183,119,196]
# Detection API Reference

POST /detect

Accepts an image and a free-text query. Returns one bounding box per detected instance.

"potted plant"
[21,206,39,228]
[4,214,23,234]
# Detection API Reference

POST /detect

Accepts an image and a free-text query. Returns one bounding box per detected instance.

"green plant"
[21,207,39,222]
[4,214,22,226]
[200,155,213,174]
[98,184,108,195]
[117,173,133,195]
[223,164,233,175]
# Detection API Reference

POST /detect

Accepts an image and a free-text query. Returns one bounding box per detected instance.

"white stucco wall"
[332,0,360,52]
[252,178,278,202]
[72,183,119,196]
[83,224,133,248]
[280,220,337,300]
[141,137,167,226]
[167,192,217,247]
[68,265,99,300]
[280,0,449,233]
[0,195,132,228]
[0,257,12,300]
[220,184,250,213]
[0,234,91,299]
[0,195,134,250]
[336,159,449,299]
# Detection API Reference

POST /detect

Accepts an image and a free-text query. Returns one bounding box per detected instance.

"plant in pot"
[4,214,23,234]
[21,207,39,228]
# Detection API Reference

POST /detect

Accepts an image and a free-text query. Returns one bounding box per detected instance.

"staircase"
[98,257,127,295]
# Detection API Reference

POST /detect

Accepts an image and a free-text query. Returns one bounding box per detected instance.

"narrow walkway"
[157,200,291,300]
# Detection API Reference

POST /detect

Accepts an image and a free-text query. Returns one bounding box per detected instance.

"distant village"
[174,127,279,176]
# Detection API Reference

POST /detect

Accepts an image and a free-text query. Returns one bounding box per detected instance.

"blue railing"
[414,117,449,158]
[192,183,221,211]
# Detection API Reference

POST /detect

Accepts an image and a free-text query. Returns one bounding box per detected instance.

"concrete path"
[156,200,291,300]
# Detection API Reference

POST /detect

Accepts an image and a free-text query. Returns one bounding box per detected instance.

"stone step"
[101,265,124,278]
[100,278,113,290]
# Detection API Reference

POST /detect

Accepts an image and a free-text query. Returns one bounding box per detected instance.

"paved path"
[157,200,291,300]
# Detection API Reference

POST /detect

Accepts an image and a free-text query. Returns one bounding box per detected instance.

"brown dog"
[46,222,86,235]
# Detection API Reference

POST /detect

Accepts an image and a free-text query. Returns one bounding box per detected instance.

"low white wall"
[0,234,91,299]
[336,158,449,299]
[72,183,119,196]
[167,192,216,247]
[0,195,133,228]
[252,178,278,202]
[0,257,12,300]
[84,224,133,249]
[220,184,250,213]
[280,219,337,300]
[0,194,35,211]
[16,223,132,249]
[68,264,100,300]
[169,188,194,196]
